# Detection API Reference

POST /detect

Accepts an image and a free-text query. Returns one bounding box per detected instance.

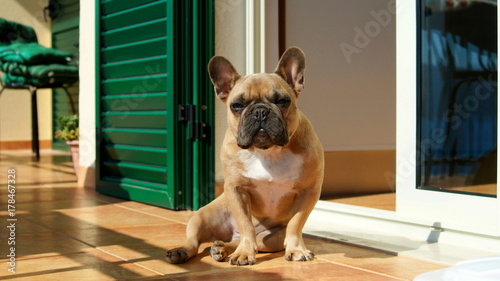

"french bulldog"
[165,47,324,266]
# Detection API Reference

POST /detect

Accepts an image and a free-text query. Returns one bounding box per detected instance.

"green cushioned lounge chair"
[0,18,79,160]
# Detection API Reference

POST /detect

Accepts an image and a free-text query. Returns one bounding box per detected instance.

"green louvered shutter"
[51,0,80,151]
[96,0,214,210]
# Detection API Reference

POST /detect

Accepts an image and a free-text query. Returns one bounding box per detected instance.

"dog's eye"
[275,98,291,107]
[231,103,245,111]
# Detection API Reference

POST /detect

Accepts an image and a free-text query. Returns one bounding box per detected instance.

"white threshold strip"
[304,200,500,265]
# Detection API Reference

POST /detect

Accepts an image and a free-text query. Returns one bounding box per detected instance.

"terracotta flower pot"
[66,140,79,178]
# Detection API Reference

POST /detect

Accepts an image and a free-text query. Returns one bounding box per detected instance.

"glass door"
[418,0,497,197]
[396,0,500,236]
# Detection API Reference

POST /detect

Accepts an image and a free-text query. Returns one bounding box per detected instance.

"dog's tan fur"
[165,47,324,266]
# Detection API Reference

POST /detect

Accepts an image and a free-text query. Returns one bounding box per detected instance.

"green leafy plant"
[54,114,79,141]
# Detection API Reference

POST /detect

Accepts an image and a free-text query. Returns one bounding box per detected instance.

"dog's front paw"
[228,250,256,266]
[210,240,228,262]
[285,249,315,261]
[165,247,190,264]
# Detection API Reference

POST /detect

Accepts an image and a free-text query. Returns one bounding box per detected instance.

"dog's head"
[208,47,306,150]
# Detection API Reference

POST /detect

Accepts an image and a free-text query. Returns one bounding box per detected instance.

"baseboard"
[0,140,51,150]
[322,150,396,197]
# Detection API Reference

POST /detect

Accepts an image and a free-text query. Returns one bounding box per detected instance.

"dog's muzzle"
[237,103,289,150]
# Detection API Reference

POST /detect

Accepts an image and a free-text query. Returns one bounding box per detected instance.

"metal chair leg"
[30,87,40,160]
[1,84,77,161]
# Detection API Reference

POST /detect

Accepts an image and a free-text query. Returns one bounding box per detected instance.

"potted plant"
[54,114,79,177]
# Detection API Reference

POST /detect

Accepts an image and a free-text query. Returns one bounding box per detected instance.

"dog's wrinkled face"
[208,47,306,150]
[229,74,296,150]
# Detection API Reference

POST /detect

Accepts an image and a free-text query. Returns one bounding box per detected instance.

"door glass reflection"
[418,0,497,196]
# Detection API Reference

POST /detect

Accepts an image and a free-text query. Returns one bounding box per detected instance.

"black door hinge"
[178,104,194,122]
[178,104,208,140]
[190,122,208,139]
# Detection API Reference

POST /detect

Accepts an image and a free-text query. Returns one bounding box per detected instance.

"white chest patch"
[238,148,303,219]
[238,148,303,183]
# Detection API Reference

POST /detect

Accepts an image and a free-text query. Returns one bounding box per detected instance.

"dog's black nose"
[253,106,270,121]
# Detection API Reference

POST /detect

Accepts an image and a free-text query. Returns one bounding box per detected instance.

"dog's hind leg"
[165,196,233,264]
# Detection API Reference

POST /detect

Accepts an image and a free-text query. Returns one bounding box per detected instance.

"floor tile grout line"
[315,256,409,281]
[21,216,170,279]
[111,203,189,225]
[21,216,97,248]
[94,246,168,278]
[93,196,189,225]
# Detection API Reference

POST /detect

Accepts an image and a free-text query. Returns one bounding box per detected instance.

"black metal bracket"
[178,104,194,122]
[178,104,208,139]
[190,122,208,139]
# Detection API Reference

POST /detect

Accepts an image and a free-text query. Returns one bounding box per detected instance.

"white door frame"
[395,0,500,237]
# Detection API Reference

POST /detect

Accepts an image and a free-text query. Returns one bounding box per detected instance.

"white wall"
[285,0,396,151]
[214,0,247,182]
[0,0,52,143]
[78,0,96,187]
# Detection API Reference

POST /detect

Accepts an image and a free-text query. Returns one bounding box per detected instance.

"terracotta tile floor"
[0,150,446,280]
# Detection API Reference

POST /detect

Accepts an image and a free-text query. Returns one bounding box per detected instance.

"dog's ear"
[274,47,306,95]
[208,56,241,102]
